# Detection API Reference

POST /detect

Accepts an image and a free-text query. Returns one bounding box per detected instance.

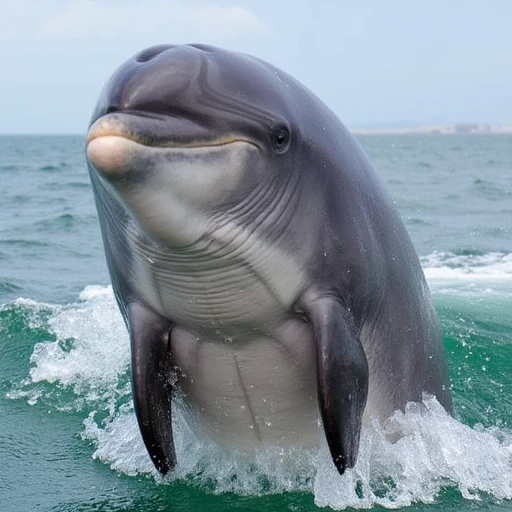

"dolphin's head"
[86,44,300,247]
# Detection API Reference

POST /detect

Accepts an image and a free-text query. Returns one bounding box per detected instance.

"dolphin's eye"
[272,125,290,153]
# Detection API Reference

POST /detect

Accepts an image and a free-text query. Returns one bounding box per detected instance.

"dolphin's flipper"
[128,301,175,474]
[306,295,369,475]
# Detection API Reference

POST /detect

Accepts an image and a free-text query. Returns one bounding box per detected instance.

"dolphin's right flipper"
[128,301,176,474]
[304,295,369,475]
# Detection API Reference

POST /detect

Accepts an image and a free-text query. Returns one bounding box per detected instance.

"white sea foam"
[422,251,512,281]
[421,251,512,297]
[7,285,130,411]
[6,269,512,508]
[27,285,128,391]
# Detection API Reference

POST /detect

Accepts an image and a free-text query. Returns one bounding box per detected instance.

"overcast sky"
[2,0,511,134]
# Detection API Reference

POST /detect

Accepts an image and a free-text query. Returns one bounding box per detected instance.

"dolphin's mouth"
[86,112,260,180]
[87,112,260,150]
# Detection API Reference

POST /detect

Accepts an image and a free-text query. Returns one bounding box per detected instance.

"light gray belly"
[171,318,320,451]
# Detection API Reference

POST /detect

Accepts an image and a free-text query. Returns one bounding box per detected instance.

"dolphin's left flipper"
[128,301,176,474]
[305,295,369,475]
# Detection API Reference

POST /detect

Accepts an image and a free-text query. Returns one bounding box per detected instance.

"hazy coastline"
[350,123,512,135]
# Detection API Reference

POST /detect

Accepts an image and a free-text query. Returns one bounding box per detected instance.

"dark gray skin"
[86,44,452,476]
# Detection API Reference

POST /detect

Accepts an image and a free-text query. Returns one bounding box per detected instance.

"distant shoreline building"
[350,123,512,135]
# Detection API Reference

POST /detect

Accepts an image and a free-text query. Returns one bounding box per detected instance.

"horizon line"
[1,121,512,137]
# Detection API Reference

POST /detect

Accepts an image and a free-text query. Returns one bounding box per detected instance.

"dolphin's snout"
[87,117,138,178]
[87,136,135,178]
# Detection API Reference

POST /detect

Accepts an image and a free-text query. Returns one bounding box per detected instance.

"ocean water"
[0,133,511,511]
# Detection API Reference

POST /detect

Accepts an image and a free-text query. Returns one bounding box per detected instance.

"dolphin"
[85,44,452,476]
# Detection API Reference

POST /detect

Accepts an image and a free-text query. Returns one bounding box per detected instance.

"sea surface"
[0,134,511,511]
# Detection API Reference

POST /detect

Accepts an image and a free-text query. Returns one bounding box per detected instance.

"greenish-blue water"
[1,134,511,511]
